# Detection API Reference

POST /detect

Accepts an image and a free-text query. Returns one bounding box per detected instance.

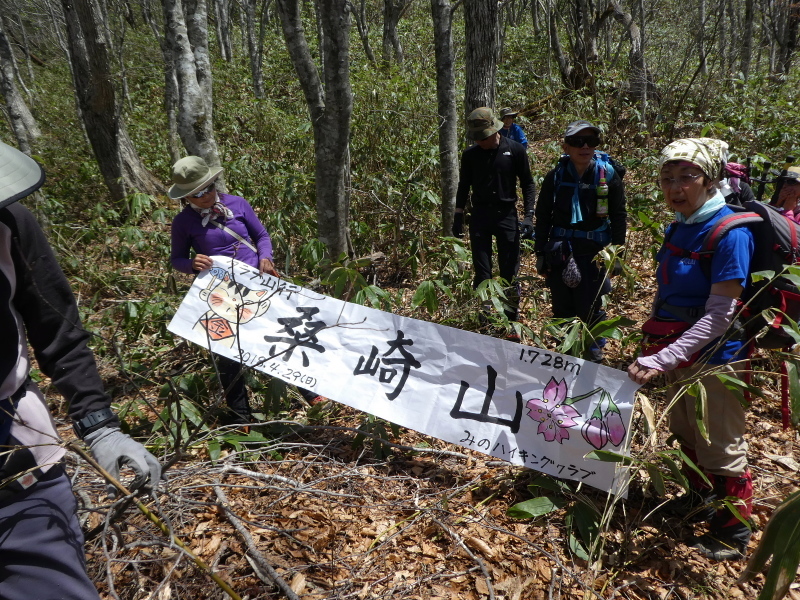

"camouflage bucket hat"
[466,107,503,141]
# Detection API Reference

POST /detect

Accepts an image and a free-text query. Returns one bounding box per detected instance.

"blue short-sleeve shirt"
[655,206,755,363]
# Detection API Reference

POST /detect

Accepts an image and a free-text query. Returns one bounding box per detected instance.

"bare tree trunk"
[382,0,410,66]
[243,0,265,98]
[213,0,233,61]
[548,0,576,88]
[163,0,224,184]
[464,0,497,113]
[9,16,36,85]
[531,0,541,34]
[143,0,182,163]
[430,0,458,236]
[276,0,352,260]
[0,17,33,103]
[603,0,651,105]
[0,25,40,153]
[61,0,163,203]
[698,0,707,75]
[777,0,800,77]
[258,0,272,78]
[740,0,754,80]
[349,0,376,62]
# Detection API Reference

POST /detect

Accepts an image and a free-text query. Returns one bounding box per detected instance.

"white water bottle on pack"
[596,166,609,218]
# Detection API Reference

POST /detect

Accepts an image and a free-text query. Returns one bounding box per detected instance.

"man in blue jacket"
[0,140,161,600]
[452,107,536,324]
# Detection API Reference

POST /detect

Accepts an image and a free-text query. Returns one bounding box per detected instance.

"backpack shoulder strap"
[695,211,762,279]
[700,212,762,253]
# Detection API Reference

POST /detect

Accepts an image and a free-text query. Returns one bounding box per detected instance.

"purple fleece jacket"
[170,193,273,274]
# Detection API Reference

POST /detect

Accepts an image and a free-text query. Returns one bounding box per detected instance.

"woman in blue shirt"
[628,138,755,561]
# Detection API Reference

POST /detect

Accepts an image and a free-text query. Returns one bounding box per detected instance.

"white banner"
[168,257,639,495]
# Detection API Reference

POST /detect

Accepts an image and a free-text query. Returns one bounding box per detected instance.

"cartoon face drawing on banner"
[193,267,271,348]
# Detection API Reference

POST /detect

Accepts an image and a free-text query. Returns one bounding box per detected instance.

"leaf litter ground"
[52,227,800,600]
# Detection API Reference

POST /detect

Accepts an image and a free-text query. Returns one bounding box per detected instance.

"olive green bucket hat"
[466,107,503,141]
[168,156,223,200]
[0,140,45,210]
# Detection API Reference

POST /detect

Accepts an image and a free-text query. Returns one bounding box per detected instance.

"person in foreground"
[0,140,161,599]
[169,156,323,422]
[452,107,535,326]
[628,138,755,561]
[534,120,626,362]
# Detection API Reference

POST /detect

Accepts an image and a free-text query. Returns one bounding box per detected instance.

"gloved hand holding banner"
[168,257,640,495]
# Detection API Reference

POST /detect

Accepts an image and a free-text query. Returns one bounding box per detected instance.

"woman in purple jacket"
[169,156,321,424]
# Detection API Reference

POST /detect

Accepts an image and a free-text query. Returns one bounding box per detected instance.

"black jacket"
[455,136,536,214]
[0,203,119,431]
[534,156,626,256]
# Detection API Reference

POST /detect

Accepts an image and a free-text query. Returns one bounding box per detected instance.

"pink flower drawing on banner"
[581,391,627,450]
[581,417,608,450]
[526,380,628,449]
[525,378,580,443]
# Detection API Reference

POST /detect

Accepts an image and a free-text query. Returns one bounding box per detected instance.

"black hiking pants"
[469,204,521,320]
[546,252,610,325]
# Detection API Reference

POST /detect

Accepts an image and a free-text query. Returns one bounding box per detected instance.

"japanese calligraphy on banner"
[167,257,640,495]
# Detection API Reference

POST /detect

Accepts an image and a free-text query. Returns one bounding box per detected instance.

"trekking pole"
[756,160,772,202]
[771,155,797,207]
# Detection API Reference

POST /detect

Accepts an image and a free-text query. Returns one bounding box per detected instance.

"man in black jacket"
[452,107,536,323]
[0,141,161,600]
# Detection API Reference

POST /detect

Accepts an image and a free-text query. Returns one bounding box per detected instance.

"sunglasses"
[190,183,215,198]
[784,178,800,187]
[565,135,601,148]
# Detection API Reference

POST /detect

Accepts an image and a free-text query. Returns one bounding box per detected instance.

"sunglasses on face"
[564,135,601,148]
[190,183,215,198]
[784,178,800,187]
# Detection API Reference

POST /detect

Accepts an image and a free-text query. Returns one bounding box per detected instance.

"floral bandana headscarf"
[658,137,729,179]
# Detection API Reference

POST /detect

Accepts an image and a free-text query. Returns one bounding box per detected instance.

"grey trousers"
[0,465,100,600]
[664,361,748,477]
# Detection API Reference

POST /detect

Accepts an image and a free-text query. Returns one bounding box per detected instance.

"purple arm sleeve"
[170,217,196,274]
[240,200,273,261]
[636,294,739,371]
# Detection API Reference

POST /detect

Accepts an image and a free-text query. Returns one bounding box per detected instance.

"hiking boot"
[690,524,751,560]
[586,338,607,362]
[506,332,521,343]
[656,448,716,522]
[659,489,717,523]
[690,470,753,561]
[220,407,253,426]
